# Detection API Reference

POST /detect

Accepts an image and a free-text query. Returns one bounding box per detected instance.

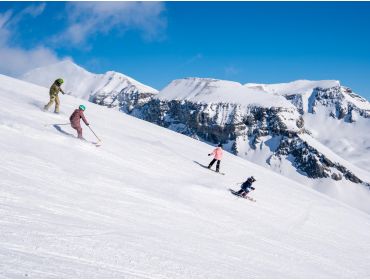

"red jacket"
[70,109,89,127]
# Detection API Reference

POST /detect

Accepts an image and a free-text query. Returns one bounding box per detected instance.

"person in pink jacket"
[208,144,223,172]
[69,105,89,139]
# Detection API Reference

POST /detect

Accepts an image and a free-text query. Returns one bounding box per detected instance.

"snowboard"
[193,161,225,175]
[209,169,225,175]
[228,188,256,202]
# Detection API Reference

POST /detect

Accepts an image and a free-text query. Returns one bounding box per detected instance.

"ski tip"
[94,140,102,147]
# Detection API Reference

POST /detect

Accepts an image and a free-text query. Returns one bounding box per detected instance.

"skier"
[236,176,256,197]
[69,105,89,140]
[208,144,223,172]
[43,78,66,113]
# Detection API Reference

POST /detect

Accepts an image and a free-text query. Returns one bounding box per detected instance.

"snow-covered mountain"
[20,62,370,198]
[134,78,370,187]
[21,60,158,113]
[1,74,370,277]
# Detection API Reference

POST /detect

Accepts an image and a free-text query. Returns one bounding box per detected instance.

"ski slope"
[1,74,370,278]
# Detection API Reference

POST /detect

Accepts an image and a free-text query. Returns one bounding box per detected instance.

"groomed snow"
[1,74,370,278]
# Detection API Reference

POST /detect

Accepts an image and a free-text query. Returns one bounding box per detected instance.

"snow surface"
[157,78,295,108]
[21,60,158,100]
[303,107,370,172]
[1,74,370,278]
[245,80,341,95]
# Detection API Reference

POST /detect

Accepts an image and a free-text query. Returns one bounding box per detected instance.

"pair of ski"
[228,188,256,202]
[46,123,102,147]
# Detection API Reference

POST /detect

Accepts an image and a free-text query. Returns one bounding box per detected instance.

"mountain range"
[21,60,370,213]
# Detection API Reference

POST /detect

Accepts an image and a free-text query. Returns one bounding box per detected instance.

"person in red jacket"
[208,144,223,172]
[69,105,89,139]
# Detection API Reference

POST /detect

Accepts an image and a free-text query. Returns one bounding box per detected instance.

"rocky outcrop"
[91,88,155,113]
[271,136,363,183]
[282,86,370,122]
[134,99,301,143]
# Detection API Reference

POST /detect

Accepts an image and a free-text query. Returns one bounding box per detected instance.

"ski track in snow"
[1,74,370,278]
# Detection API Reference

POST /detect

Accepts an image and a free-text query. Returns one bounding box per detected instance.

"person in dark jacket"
[69,105,89,139]
[236,176,256,197]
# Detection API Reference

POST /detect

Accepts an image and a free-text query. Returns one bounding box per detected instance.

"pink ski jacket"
[70,109,89,127]
[211,147,223,160]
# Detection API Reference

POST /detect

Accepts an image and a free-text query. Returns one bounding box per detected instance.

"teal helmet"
[57,78,64,84]
[79,105,86,111]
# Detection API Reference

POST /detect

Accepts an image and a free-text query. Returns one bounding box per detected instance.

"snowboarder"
[43,78,66,113]
[236,176,256,197]
[69,105,89,139]
[208,144,223,172]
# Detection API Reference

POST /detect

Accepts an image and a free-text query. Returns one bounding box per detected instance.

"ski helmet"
[79,105,86,111]
[57,78,64,84]
[250,176,256,182]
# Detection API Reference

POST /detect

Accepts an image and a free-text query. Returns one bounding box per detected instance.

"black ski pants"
[208,158,221,171]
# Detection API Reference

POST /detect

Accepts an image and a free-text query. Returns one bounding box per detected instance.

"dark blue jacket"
[241,178,255,191]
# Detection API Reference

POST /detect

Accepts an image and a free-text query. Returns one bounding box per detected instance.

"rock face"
[133,97,365,184]
[89,79,156,113]
[282,86,370,122]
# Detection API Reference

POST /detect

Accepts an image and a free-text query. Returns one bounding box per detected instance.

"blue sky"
[1,2,370,98]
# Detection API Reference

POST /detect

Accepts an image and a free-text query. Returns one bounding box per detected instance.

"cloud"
[52,2,167,46]
[224,66,239,77]
[0,4,63,76]
[0,46,61,76]
[185,53,203,65]
[18,3,46,18]
[0,10,12,44]
[0,2,168,76]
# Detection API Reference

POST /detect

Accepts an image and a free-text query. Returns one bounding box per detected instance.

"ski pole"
[44,122,70,127]
[88,125,102,142]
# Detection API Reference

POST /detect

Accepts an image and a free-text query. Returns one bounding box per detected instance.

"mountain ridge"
[21,60,158,112]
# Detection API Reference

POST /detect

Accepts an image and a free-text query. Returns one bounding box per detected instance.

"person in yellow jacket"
[43,78,66,113]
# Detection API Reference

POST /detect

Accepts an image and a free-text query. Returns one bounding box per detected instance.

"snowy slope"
[1,74,370,278]
[246,79,341,94]
[21,60,158,101]
[303,109,370,171]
